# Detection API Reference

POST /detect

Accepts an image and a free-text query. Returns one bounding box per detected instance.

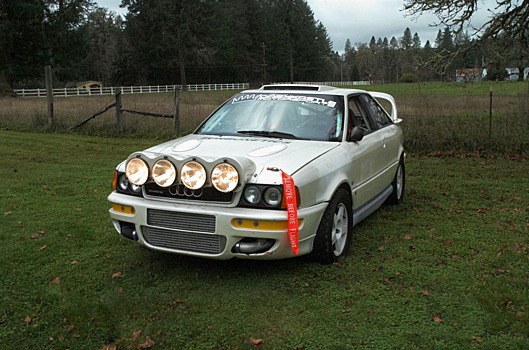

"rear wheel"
[310,188,353,264]
[386,155,405,205]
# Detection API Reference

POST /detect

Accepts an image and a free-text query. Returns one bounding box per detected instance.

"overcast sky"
[95,0,495,53]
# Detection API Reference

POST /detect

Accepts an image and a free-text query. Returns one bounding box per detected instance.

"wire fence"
[13,83,250,98]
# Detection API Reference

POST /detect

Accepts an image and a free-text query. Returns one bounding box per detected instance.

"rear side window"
[361,95,392,129]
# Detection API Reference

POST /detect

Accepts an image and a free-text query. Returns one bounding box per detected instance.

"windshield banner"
[281,170,298,255]
[232,93,337,108]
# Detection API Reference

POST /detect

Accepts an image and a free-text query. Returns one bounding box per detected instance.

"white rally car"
[108,84,405,263]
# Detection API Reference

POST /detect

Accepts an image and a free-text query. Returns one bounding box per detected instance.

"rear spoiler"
[369,92,401,123]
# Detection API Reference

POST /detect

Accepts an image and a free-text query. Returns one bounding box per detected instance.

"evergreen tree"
[440,27,454,51]
[401,27,413,50]
[412,33,421,49]
[434,29,443,48]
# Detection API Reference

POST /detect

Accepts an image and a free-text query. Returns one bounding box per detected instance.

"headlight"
[181,161,206,190]
[264,187,282,207]
[126,158,149,185]
[152,159,176,187]
[211,163,239,192]
[118,174,129,191]
[130,184,142,194]
[244,186,261,204]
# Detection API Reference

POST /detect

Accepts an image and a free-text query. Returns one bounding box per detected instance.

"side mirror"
[348,127,364,142]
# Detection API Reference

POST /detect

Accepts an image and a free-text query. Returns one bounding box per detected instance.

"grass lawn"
[1,130,528,349]
[343,80,529,96]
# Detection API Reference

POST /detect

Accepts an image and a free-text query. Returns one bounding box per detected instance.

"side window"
[360,95,392,129]
[348,96,372,132]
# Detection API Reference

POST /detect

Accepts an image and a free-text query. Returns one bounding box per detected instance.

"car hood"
[140,134,339,184]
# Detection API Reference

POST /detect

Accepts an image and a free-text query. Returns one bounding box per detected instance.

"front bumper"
[107,191,327,260]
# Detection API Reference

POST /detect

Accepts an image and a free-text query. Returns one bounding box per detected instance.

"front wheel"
[310,188,353,264]
[386,155,405,205]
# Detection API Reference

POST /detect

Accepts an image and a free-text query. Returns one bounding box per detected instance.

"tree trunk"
[289,47,294,83]
[178,44,187,90]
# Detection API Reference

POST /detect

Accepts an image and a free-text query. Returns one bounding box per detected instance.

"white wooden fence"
[14,83,250,98]
[293,81,371,86]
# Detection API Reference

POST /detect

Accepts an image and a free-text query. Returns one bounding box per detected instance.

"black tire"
[310,188,353,264]
[386,155,405,205]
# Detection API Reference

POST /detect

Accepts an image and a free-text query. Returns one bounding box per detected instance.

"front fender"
[293,144,351,209]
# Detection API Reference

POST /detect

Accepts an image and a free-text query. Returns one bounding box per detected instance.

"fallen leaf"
[378,246,385,251]
[40,245,47,251]
[433,317,443,323]
[132,330,142,340]
[118,288,125,294]
[421,290,430,296]
[472,336,483,343]
[4,211,12,215]
[111,272,124,279]
[168,299,184,306]
[341,309,351,313]
[404,234,412,240]
[24,316,32,324]
[137,336,155,349]
[247,338,263,345]
[71,260,79,265]
[102,346,117,350]
[51,277,62,285]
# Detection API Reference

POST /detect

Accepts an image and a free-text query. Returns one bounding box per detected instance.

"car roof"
[241,84,368,97]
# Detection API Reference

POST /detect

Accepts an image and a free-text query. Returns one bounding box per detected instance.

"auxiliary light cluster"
[125,157,239,193]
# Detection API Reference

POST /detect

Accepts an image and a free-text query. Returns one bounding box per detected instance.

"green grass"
[1,131,529,349]
[341,80,529,96]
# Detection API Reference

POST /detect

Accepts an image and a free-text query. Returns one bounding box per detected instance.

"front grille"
[142,226,225,254]
[144,183,233,203]
[147,209,215,233]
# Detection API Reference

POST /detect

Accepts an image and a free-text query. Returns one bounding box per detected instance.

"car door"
[359,94,402,188]
[344,95,386,210]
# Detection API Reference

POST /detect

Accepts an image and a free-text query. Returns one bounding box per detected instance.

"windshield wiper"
[237,130,298,139]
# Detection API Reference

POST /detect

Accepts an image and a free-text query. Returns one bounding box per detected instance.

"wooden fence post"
[45,66,54,127]
[489,86,493,139]
[173,88,180,136]
[115,91,123,133]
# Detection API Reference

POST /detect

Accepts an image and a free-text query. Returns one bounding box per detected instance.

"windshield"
[196,93,345,141]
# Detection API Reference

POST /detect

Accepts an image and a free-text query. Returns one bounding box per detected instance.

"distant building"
[455,68,484,83]
[505,68,519,81]
[66,81,104,91]
[76,81,104,90]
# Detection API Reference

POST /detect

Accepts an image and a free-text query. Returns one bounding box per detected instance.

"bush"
[399,72,417,83]
[0,83,17,97]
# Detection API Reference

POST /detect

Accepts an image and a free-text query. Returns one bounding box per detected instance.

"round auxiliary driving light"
[244,186,261,204]
[263,187,282,207]
[211,163,239,192]
[181,161,206,190]
[152,159,176,187]
[126,158,149,185]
